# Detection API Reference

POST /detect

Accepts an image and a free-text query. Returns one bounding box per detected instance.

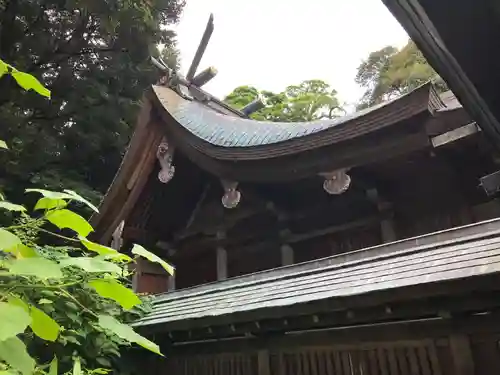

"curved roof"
[153,85,390,148]
[151,82,441,161]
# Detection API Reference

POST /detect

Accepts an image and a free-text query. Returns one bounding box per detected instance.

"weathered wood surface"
[134,218,500,328]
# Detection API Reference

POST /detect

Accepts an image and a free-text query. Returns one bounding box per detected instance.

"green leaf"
[30,305,60,341]
[0,201,26,212]
[79,237,131,261]
[73,357,82,375]
[45,209,93,237]
[7,257,63,279]
[0,302,31,341]
[0,337,36,375]
[26,189,98,213]
[0,60,8,78]
[38,299,53,304]
[93,369,110,374]
[97,314,162,355]
[96,357,112,367]
[11,69,51,98]
[0,140,7,149]
[49,357,58,375]
[8,244,38,259]
[60,257,122,274]
[0,229,21,250]
[7,297,29,313]
[63,189,99,213]
[26,189,71,200]
[88,279,141,310]
[131,244,175,275]
[34,197,67,211]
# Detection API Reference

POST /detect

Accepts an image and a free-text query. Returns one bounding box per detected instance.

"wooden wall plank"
[417,346,432,375]
[377,348,389,375]
[387,347,399,375]
[449,334,475,375]
[427,343,443,375]
[258,350,271,375]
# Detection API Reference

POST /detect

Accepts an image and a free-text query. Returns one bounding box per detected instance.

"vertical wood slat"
[387,347,399,375]
[341,351,351,375]
[449,334,474,375]
[396,347,410,374]
[427,341,443,375]
[297,352,304,375]
[324,350,335,375]
[333,351,344,375]
[407,346,421,375]
[302,351,311,375]
[258,350,271,375]
[367,349,380,375]
[377,348,389,375]
[417,346,432,375]
[316,350,326,375]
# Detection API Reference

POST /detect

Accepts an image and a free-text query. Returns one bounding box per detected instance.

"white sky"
[172,0,409,107]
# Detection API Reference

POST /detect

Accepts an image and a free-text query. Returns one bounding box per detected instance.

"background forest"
[224,40,446,121]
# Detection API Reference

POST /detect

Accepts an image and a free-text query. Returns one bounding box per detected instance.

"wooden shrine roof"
[153,84,432,152]
[90,83,463,243]
[134,218,500,332]
[151,82,442,161]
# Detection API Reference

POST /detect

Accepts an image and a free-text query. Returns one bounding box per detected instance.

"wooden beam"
[431,122,479,147]
[168,312,500,355]
[287,215,382,244]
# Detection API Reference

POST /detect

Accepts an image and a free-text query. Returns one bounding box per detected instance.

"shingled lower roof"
[134,218,500,330]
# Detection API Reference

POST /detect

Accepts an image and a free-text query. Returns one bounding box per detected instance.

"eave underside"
[381,0,500,147]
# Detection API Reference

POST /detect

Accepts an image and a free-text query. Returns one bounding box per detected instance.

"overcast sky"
[172,0,409,106]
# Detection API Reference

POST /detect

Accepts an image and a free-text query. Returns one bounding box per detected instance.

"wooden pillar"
[449,334,475,375]
[131,258,141,292]
[167,275,176,291]
[216,246,227,281]
[257,350,271,375]
[380,213,397,243]
[368,189,397,243]
[280,244,294,266]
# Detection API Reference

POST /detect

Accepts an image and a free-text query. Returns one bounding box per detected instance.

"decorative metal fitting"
[221,180,241,209]
[156,139,175,184]
[320,169,351,195]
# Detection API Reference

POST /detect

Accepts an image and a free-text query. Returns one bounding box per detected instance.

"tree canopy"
[0,0,184,203]
[224,79,343,122]
[355,40,447,109]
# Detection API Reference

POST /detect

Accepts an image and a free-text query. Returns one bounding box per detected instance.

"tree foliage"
[0,0,184,203]
[0,188,171,375]
[224,79,344,122]
[0,61,170,375]
[355,40,448,109]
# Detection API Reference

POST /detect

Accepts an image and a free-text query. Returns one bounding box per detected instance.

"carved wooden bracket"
[221,180,241,209]
[156,139,175,184]
[320,169,351,195]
